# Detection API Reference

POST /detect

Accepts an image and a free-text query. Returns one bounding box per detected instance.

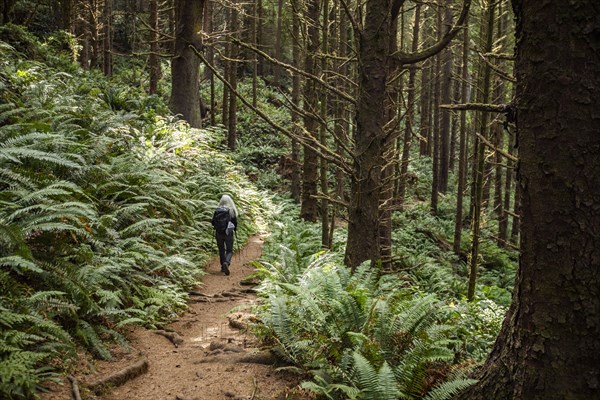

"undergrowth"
[0,29,275,398]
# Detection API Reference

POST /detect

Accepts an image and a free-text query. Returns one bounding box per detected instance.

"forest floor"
[42,236,313,400]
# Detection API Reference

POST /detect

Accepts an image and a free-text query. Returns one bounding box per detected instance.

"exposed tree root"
[87,354,149,394]
[154,329,184,347]
[68,375,82,400]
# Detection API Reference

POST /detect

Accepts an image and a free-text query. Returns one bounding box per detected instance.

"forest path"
[45,236,309,400]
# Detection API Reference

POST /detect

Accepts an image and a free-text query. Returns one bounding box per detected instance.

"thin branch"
[193,46,353,174]
[393,0,471,65]
[440,102,510,113]
[476,132,518,162]
[477,50,516,82]
[231,38,356,105]
[339,0,361,34]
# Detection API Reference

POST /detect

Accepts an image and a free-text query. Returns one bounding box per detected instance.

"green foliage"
[0,28,275,398]
[255,213,476,399]
[445,299,507,361]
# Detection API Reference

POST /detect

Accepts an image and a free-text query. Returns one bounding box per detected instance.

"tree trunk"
[205,0,216,125]
[344,0,390,269]
[251,0,258,108]
[430,3,442,214]
[273,0,284,86]
[467,0,495,301]
[169,0,204,128]
[256,0,264,77]
[102,0,112,76]
[289,0,302,202]
[418,11,432,157]
[300,0,320,222]
[438,0,453,194]
[333,0,350,244]
[456,1,600,398]
[149,0,160,94]
[452,15,469,255]
[1,0,16,23]
[397,4,421,207]
[227,1,238,150]
[75,0,90,69]
[319,0,330,247]
[379,4,401,268]
[88,0,99,69]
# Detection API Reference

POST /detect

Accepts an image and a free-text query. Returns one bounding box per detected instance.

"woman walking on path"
[211,194,238,275]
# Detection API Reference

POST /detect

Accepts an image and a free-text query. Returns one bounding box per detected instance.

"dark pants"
[216,231,234,267]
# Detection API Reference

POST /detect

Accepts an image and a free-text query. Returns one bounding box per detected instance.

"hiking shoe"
[222,263,230,276]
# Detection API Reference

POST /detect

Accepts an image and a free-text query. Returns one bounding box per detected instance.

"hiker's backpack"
[213,207,231,234]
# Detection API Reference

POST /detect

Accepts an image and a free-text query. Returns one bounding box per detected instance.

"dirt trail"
[43,236,310,400]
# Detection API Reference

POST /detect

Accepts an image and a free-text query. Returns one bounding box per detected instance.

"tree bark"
[431,2,443,214]
[467,0,495,301]
[452,15,469,255]
[290,0,303,202]
[102,0,112,76]
[344,0,391,269]
[397,4,421,207]
[227,1,238,150]
[438,0,453,194]
[456,1,600,398]
[300,0,320,222]
[149,0,160,94]
[169,0,204,128]
[319,0,330,247]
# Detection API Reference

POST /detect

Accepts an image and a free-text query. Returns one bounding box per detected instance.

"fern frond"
[423,378,478,400]
[0,255,43,274]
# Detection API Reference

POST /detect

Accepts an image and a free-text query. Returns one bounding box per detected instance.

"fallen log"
[87,354,149,394]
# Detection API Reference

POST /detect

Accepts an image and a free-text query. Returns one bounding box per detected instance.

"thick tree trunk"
[344,0,390,269]
[169,0,204,128]
[456,1,600,398]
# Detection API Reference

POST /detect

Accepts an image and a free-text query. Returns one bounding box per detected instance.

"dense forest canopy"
[0,0,598,399]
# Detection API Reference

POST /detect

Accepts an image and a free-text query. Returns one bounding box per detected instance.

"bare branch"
[477,50,516,82]
[339,0,361,34]
[476,132,518,162]
[231,38,356,105]
[440,102,510,113]
[393,0,471,65]
[192,46,353,174]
